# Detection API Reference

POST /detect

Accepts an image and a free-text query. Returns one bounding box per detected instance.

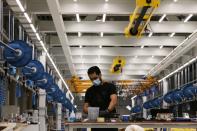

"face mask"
[93,78,101,86]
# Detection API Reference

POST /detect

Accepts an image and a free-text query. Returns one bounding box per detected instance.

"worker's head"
[87,66,102,86]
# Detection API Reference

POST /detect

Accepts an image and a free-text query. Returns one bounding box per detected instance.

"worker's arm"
[83,102,89,114]
[108,94,117,112]
[83,89,90,114]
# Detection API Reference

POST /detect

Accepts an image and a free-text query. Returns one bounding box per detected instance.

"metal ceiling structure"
[6,0,197,82]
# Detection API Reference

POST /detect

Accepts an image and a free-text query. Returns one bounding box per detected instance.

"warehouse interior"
[0,0,197,130]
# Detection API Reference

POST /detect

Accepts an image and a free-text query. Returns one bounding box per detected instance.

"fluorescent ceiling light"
[126,105,131,111]
[148,32,153,37]
[30,24,36,33]
[100,32,104,37]
[184,14,193,23]
[174,0,178,2]
[24,13,32,23]
[76,14,81,22]
[159,14,166,23]
[99,45,102,48]
[159,56,197,82]
[78,32,82,37]
[79,45,82,48]
[35,33,41,41]
[16,0,25,12]
[141,45,144,49]
[102,14,106,22]
[159,45,163,49]
[73,0,77,2]
[40,41,47,53]
[131,95,137,100]
[169,32,175,37]
[105,0,109,2]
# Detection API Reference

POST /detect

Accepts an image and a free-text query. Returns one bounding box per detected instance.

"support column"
[142,96,147,119]
[56,79,62,130]
[163,79,168,108]
[65,92,70,120]
[38,51,47,131]
[38,90,46,131]
[56,103,62,130]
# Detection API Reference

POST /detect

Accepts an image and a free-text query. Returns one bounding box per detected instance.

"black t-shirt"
[85,82,117,112]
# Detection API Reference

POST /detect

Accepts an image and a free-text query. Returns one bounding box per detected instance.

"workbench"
[0,122,16,131]
[0,122,39,131]
[64,122,197,131]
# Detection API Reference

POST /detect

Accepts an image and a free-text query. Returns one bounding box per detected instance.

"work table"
[0,123,16,131]
[0,123,39,131]
[64,121,197,131]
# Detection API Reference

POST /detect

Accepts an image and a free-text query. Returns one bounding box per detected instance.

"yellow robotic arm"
[125,0,160,38]
[110,56,126,74]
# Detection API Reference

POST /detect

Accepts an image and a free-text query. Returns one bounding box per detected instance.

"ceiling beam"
[74,64,154,70]
[51,47,172,57]
[66,47,172,57]
[77,70,148,76]
[46,0,75,75]
[71,57,163,64]
[39,21,197,33]
[27,0,197,15]
[50,64,154,71]
[75,69,150,72]
[78,74,143,81]
[48,35,184,47]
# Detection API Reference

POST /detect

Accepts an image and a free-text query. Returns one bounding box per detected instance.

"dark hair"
[87,66,101,75]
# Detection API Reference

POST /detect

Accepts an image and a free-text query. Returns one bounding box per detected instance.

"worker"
[83,66,118,131]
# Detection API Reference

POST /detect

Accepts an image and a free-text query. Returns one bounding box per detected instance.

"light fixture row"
[80,55,157,64]
[76,13,107,23]
[78,45,103,48]
[77,32,174,38]
[77,32,105,37]
[75,13,193,38]
[78,45,164,49]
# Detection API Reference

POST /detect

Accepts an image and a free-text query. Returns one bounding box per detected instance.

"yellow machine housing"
[124,0,160,38]
[133,75,159,95]
[110,56,126,74]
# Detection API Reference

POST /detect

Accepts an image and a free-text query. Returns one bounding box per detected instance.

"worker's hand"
[99,109,110,117]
